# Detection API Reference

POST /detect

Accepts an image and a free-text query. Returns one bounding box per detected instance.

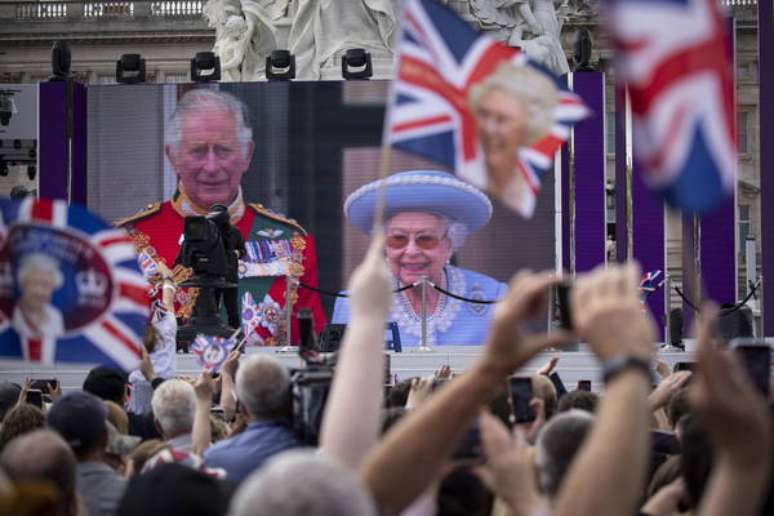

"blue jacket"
[203,420,299,485]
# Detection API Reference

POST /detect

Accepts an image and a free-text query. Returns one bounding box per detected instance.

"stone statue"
[470,0,570,76]
[288,0,397,80]
[204,0,287,81]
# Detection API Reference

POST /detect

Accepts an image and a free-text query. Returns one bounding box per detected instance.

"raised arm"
[192,371,214,456]
[361,270,572,515]
[319,233,394,468]
[219,350,240,422]
[691,307,772,516]
[552,263,656,516]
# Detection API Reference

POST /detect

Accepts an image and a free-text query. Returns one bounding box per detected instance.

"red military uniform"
[117,199,327,346]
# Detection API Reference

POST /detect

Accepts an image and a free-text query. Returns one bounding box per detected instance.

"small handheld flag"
[191,334,236,373]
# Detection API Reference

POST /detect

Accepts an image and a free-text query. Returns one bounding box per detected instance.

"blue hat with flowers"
[344,171,493,233]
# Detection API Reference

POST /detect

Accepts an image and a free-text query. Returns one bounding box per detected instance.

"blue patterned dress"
[331,265,507,346]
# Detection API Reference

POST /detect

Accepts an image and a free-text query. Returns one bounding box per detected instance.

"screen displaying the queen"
[87,82,557,346]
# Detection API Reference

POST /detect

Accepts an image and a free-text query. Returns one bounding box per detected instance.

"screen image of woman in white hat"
[331,170,507,346]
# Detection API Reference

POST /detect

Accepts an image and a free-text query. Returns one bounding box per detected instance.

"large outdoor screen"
[87,82,557,343]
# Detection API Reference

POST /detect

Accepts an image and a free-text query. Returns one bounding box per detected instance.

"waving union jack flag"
[606,0,736,213]
[387,0,589,217]
[0,198,148,372]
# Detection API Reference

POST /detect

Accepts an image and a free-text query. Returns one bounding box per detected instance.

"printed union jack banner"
[606,0,735,213]
[191,334,236,373]
[387,0,589,218]
[0,198,148,372]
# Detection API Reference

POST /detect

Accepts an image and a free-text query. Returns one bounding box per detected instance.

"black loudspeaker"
[717,305,754,342]
[669,308,684,347]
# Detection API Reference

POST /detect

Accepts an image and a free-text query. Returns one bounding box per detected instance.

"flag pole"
[372,1,405,233]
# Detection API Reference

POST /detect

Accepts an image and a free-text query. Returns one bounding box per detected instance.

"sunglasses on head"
[386,233,444,250]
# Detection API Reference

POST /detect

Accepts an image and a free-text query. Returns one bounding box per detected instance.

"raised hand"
[648,370,692,411]
[537,356,560,376]
[571,262,656,361]
[221,349,240,380]
[348,231,393,320]
[689,306,771,469]
[405,377,434,410]
[482,270,573,378]
[194,371,214,403]
[475,410,546,515]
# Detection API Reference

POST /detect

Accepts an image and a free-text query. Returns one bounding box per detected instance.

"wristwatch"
[601,355,654,385]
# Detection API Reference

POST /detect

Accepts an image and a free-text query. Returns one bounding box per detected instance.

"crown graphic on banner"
[75,269,109,297]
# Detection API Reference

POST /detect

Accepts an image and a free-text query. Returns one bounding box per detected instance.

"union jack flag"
[387,0,589,217]
[606,0,735,213]
[0,198,148,372]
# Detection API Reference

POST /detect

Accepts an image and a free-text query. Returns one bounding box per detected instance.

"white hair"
[229,450,377,516]
[164,88,253,157]
[151,379,196,438]
[17,253,64,289]
[469,61,559,146]
[235,355,290,420]
[438,215,469,252]
[535,409,593,497]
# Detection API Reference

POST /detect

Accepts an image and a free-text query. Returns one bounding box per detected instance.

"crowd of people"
[0,235,771,516]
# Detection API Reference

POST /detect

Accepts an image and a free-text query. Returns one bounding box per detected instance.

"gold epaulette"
[247,202,307,235]
[113,202,161,228]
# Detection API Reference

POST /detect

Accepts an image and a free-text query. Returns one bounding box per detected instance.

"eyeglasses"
[385,233,444,250]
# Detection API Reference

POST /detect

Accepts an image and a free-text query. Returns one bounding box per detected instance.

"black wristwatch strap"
[602,355,654,385]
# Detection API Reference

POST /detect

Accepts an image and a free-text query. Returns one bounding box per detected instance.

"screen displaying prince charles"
[331,170,507,346]
[117,89,326,346]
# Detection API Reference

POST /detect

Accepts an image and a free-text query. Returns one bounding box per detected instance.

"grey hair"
[164,88,253,157]
[438,215,469,252]
[469,61,559,146]
[229,450,377,516]
[535,409,593,498]
[17,253,64,289]
[150,379,196,437]
[235,355,291,420]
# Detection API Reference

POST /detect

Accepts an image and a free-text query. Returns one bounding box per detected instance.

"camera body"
[178,216,228,278]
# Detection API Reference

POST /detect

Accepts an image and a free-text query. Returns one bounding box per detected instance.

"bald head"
[0,429,78,513]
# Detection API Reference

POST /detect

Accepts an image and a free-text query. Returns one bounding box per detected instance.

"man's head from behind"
[0,382,21,423]
[0,429,78,516]
[47,391,108,461]
[117,462,230,516]
[229,450,376,516]
[557,389,599,414]
[235,355,291,421]
[535,409,593,498]
[151,379,196,439]
[83,366,128,404]
[165,89,255,210]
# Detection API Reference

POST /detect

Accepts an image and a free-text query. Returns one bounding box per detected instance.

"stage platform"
[0,345,698,393]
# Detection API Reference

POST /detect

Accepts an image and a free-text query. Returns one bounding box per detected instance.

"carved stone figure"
[204,0,287,81]
[470,0,570,76]
[288,0,397,80]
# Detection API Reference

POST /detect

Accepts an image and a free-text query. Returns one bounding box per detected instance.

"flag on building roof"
[386,0,589,217]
